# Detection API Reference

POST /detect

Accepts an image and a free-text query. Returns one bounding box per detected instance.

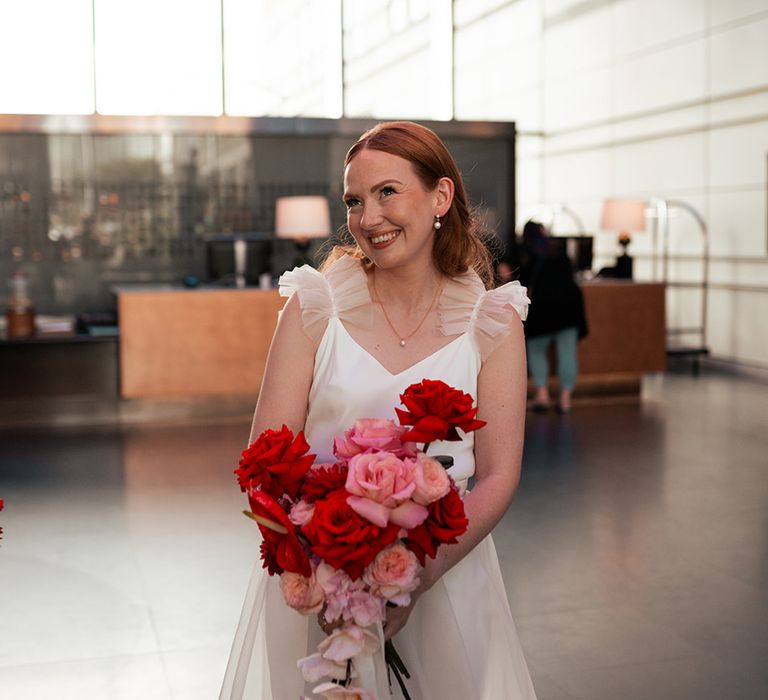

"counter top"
[580,278,662,287]
[112,284,277,294]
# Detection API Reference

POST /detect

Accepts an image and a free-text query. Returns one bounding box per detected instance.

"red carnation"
[405,487,469,566]
[247,489,311,577]
[235,425,315,500]
[300,463,349,503]
[303,489,399,580]
[396,379,486,444]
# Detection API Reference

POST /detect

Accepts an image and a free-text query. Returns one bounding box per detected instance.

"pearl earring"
[434,215,441,230]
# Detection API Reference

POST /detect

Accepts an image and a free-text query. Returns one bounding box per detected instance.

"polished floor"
[0,371,766,700]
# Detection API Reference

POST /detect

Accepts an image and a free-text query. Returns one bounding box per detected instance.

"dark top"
[518,253,588,340]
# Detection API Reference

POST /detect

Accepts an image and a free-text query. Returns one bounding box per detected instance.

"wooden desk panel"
[578,281,666,375]
[118,289,285,398]
[119,282,665,399]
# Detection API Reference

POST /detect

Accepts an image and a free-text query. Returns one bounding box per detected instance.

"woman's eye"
[344,197,360,209]
[380,186,395,197]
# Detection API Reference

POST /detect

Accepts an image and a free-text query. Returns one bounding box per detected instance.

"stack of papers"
[35,315,76,334]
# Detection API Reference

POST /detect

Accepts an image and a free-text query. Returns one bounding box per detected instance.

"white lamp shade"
[601,199,646,232]
[275,196,331,239]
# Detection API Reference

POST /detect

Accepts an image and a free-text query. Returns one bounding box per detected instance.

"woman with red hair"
[221,122,536,700]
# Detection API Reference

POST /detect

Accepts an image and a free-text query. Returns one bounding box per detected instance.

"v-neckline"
[334,318,467,378]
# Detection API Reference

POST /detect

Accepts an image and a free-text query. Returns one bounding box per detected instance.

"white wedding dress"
[220,255,537,700]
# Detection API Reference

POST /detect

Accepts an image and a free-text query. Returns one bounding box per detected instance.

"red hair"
[323,121,494,287]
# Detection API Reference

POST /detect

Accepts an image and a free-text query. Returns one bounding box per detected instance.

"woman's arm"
[384,313,527,638]
[248,294,318,443]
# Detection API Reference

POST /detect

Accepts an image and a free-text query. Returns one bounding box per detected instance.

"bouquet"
[235,379,485,700]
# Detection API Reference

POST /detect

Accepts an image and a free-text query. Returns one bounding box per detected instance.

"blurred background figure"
[518,220,587,413]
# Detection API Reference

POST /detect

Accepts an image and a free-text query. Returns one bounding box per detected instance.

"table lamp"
[600,199,646,279]
[275,196,331,268]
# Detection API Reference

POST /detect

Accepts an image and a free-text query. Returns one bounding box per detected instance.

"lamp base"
[615,254,633,279]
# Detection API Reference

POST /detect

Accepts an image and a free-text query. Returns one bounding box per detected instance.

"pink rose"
[280,571,325,615]
[334,419,417,461]
[345,452,428,529]
[289,499,316,526]
[312,682,376,699]
[363,543,421,606]
[411,454,451,505]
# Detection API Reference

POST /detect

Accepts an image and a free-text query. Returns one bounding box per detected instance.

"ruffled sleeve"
[439,271,530,361]
[278,255,373,342]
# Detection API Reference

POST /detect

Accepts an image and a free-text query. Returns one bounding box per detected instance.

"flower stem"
[384,640,412,700]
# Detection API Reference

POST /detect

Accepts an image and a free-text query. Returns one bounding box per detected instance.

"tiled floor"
[1,371,766,699]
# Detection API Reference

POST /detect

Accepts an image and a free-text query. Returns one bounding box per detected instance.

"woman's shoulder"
[439,269,530,360]
[278,254,373,341]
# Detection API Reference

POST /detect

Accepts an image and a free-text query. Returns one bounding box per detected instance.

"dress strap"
[278,255,373,342]
[438,270,530,361]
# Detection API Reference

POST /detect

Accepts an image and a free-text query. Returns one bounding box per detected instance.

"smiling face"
[343,148,451,272]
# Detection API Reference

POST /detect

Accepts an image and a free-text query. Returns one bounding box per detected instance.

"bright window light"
[224,0,342,117]
[94,0,222,116]
[343,0,453,120]
[0,0,95,114]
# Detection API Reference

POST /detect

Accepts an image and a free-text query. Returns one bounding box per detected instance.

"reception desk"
[117,287,284,398]
[117,280,665,400]
[572,280,666,396]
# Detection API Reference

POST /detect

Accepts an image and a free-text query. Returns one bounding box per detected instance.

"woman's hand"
[383,597,418,641]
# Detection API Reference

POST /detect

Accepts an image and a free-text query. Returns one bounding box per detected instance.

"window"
[94,0,222,115]
[0,0,95,114]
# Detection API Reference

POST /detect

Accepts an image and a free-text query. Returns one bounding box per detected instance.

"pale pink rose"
[334,419,417,461]
[316,562,363,623]
[289,499,316,526]
[347,589,386,627]
[363,543,421,606]
[315,563,385,626]
[318,625,380,662]
[297,653,347,684]
[280,571,325,615]
[312,682,376,699]
[411,453,451,505]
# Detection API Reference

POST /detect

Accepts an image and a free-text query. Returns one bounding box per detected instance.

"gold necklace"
[373,272,443,348]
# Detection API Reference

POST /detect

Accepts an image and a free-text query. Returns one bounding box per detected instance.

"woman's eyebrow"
[369,179,403,192]
[342,179,403,201]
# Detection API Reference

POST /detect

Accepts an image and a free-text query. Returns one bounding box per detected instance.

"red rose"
[395,379,486,444]
[247,490,311,577]
[300,463,349,503]
[405,487,469,566]
[235,425,315,500]
[302,489,399,580]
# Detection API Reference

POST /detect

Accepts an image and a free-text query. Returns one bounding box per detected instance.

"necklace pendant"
[399,339,406,347]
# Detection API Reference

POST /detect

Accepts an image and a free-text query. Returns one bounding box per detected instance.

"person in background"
[518,220,588,413]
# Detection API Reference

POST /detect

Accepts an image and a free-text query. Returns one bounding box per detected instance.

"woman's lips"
[368,230,400,248]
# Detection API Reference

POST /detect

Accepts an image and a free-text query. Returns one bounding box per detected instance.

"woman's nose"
[359,202,383,230]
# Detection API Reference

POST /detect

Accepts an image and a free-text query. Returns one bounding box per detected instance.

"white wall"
[455,0,768,369]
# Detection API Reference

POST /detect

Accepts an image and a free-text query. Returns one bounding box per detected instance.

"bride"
[220,121,537,700]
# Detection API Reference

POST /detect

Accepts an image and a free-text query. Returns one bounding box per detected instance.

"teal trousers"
[526,326,579,391]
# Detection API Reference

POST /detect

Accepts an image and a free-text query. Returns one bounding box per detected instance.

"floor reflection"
[1,372,767,700]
